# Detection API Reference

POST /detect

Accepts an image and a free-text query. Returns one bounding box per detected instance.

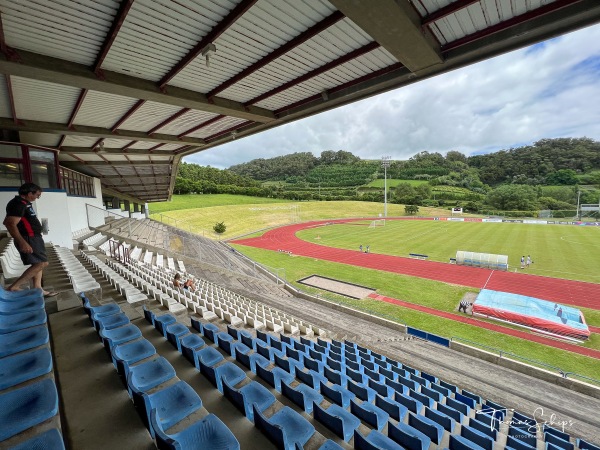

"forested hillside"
[176,138,600,215]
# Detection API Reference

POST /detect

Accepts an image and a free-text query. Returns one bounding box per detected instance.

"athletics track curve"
[232,218,600,309]
[232,218,600,359]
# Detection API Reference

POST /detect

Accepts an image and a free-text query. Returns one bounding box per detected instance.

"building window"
[0,143,60,189]
[60,167,95,197]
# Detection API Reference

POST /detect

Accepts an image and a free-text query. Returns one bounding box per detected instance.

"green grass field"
[296,220,600,283]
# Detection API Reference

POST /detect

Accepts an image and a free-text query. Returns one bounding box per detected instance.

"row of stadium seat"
[0,286,65,448]
[81,293,240,449]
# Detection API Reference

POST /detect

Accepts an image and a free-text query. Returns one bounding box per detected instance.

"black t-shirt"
[6,195,43,236]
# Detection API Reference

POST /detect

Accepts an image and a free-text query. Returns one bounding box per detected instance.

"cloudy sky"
[184,24,600,170]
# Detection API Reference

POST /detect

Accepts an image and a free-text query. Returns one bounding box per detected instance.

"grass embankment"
[232,245,600,379]
[148,196,449,239]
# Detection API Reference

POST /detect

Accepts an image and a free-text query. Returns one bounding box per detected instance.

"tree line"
[174,138,600,216]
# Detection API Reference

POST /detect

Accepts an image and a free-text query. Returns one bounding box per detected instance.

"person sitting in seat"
[183,278,196,291]
[173,273,183,289]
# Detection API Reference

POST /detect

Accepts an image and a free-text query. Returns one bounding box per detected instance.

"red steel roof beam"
[67,89,88,129]
[421,0,480,26]
[442,0,583,52]
[245,41,380,106]
[121,141,137,152]
[147,108,191,135]
[205,121,254,142]
[275,63,403,115]
[206,11,345,100]
[4,75,21,125]
[111,99,146,132]
[91,138,104,151]
[147,143,164,153]
[158,0,258,90]
[93,0,135,76]
[177,115,225,138]
[57,135,66,149]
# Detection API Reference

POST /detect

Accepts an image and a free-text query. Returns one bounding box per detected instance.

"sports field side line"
[369,294,600,360]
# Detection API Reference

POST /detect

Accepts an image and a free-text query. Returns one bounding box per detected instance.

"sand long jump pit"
[298,275,375,299]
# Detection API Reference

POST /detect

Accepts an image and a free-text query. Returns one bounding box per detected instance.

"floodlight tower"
[382,156,391,217]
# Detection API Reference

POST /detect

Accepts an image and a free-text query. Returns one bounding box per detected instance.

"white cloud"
[184,24,600,169]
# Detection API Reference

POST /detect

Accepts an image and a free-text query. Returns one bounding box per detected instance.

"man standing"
[3,183,57,297]
[458,300,472,314]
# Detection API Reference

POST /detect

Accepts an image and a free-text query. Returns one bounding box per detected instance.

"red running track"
[232,218,600,310]
[369,293,600,360]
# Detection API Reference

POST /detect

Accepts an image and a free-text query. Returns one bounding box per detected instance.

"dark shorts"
[17,235,47,265]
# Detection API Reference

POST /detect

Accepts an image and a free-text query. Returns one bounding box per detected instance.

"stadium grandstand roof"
[0,0,599,203]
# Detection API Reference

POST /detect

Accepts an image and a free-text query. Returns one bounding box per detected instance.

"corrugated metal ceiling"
[0,0,597,204]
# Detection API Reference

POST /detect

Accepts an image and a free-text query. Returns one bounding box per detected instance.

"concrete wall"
[65,178,104,234]
[451,341,600,399]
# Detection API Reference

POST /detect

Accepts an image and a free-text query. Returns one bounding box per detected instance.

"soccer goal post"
[369,219,385,228]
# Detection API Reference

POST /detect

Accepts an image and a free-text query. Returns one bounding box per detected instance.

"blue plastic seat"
[354,429,404,450]
[0,296,44,314]
[544,432,574,450]
[143,306,155,324]
[235,350,269,373]
[99,324,142,351]
[0,325,48,358]
[256,364,295,392]
[274,353,304,374]
[216,332,235,355]
[506,435,537,450]
[0,347,53,390]
[319,380,355,408]
[201,323,220,343]
[375,394,409,422]
[0,378,58,441]
[83,297,120,319]
[239,331,256,350]
[223,378,276,422]
[347,378,376,402]
[126,356,176,399]
[394,392,423,414]
[281,381,323,414]
[229,342,251,360]
[0,286,44,301]
[254,405,315,450]
[429,382,451,399]
[437,402,464,424]
[419,384,443,403]
[8,427,65,450]
[256,329,271,345]
[203,360,247,394]
[165,322,190,350]
[508,424,537,448]
[351,399,389,431]
[313,401,360,442]
[294,366,328,391]
[449,434,488,450]
[0,309,47,334]
[446,396,470,416]
[152,409,240,450]
[190,316,203,333]
[388,421,431,450]
[385,378,409,396]
[193,345,223,371]
[141,380,203,438]
[111,338,156,376]
[543,424,570,442]
[154,314,176,337]
[408,412,445,445]
[95,312,130,332]
[469,416,497,438]
[461,424,495,450]
[180,334,206,364]
[304,356,324,373]
[425,406,456,432]
[577,439,600,450]
[455,392,477,409]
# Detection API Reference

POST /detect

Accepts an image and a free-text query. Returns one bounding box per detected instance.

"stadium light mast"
[382,156,391,217]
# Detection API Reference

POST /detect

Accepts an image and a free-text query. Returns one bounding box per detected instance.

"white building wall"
[0,178,104,249]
